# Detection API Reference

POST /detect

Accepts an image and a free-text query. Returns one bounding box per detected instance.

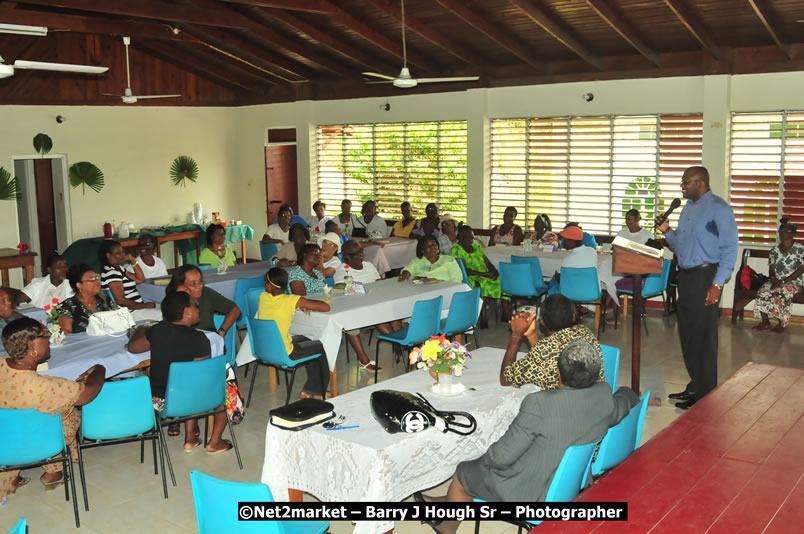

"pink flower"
[51,298,59,305]
[44,305,51,312]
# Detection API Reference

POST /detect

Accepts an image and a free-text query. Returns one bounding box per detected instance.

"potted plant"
[408,335,471,384]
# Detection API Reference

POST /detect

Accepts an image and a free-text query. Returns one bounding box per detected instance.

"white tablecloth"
[261,347,536,534]
[138,261,273,303]
[37,330,224,381]
[485,245,622,301]
[360,237,417,272]
[236,279,472,370]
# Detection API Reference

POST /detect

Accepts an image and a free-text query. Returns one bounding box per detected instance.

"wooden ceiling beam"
[508,0,602,70]
[586,0,660,67]
[0,6,186,40]
[365,0,487,68]
[747,0,792,60]
[434,0,544,70]
[264,8,397,74]
[662,0,720,59]
[218,0,335,14]
[17,0,254,29]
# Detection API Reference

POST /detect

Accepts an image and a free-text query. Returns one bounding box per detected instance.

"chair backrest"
[405,296,444,345]
[600,344,621,392]
[104,288,116,303]
[544,441,598,502]
[559,266,600,302]
[591,390,651,475]
[81,376,156,440]
[0,409,65,465]
[163,356,226,418]
[499,262,538,297]
[234,275,265,327]
[259,242,279,261]
[441,288,481,336]
[248,317,294,367]
[213,314,237,366]
[324,276,335,287]
[198,265,214,271]
[8,518,26,534]
[190,469,282,534]
[455,257,470,286]
[641,259,672,298]
[511,256,548,290]
[244,288,263,351]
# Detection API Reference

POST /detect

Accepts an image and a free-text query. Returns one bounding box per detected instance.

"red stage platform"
[535,363,804,534]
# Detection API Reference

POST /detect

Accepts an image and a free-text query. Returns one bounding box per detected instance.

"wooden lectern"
[612,240,662,393]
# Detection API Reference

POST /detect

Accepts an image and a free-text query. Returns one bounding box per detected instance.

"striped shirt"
[101,264,143,303]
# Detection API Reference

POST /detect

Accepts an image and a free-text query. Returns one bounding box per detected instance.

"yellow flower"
[421,342,439,361]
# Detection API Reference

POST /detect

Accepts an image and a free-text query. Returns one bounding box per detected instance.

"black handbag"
[370,390,477,435]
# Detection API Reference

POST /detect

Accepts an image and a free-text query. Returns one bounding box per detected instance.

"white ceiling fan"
[104,36,181,104]
[0,57,108,80]
[362,0,479,89]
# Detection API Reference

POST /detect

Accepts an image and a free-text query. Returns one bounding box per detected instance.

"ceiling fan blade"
[13,60,108,74]
[103,93,125,97]
[131,94,181,100]
[415,76,480,83]
[362,72,396,81]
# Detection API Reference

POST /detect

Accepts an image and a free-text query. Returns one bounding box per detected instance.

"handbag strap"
[415,393,478,436]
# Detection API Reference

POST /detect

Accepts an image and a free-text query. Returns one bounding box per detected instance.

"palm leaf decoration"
[170,155,199,188]
[33,133,53,156]
[0,167,21,201]
[68,161,105,194]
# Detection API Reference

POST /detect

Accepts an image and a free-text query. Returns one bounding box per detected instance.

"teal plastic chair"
[77,376,167,510]
[500,262,546,312]
[473,441,598,532]
[241,288,264,380]
[0,409,80,527]
[324,276,335,287]
[234,275,265,329]
[559,266,603,337]
[374,296,443,384]
[455,257,471,286]
[616,259,672,335]
[246,317,325,406]
[600,344,621,392]
[7,518,26,534]
[104,288,116,303]
[190,470,328,534]
[438,288,481,348]
[589,390,651,477]
[159,356,243,478]
[213,314,238,367]
[511,255,549,294]
[199,265,214,271]
[260,242,279,261]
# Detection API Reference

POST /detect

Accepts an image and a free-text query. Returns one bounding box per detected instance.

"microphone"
[655,198,682,228]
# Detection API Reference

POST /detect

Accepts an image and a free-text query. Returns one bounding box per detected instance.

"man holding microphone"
[656,166,738,410]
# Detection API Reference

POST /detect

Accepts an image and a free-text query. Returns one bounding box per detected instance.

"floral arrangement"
[17,243,29,254]
[43,298,61,324]
[409,335,471,376]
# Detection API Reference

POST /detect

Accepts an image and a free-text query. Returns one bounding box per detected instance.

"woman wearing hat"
[438,215,458,254]
[317,232,342,279]
[753,218,804,333]
[547,225,599,295]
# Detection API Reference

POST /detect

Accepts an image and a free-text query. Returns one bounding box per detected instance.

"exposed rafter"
[508,0,602,70]
[747,0,792,60]
[219,0,335,14]
[586,0,660,67]
[662,0,720,59]
[434,0,544,70]
[365,0,487,68]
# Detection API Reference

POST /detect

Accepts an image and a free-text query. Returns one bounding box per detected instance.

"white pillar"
[466,88,489,228]
[701,75,731,199]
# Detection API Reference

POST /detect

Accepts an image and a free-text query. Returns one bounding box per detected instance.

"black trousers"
[676,266,719,399]
[290,335,329,397]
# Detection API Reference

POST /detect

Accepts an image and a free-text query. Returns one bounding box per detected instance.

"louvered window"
[316,121,467,220]
[490,115,702,235]
[730,112,804,244]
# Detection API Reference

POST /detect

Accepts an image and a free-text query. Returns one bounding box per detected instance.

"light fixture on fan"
[0,56,108,80]
[0,23,48,36]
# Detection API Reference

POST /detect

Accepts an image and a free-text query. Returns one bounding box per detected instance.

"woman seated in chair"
[18,254,74,308]
[262,204,293,245]
[488,206,524,247]
[438,215,458,254]
[317,232,342,278]
[99,240,157,314]
[272,223,309,267]
[399,236,463,283]
[135,235,168,279]
[0,317,105,501]
[259,268,331,400]
[58,264,119,334]
[450,225,503,327]
[753,218,804,334]
[528,214,558,247]
[391,201,416,238]
[325,219,348,245]
[288,244,327,296]
[166,265,240,339]
[412,203,441,240]
[199,224,236,269]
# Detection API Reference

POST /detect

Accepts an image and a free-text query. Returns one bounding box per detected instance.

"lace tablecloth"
[261,347,536,534]
[138,261,273,303]
[237,279,471,370]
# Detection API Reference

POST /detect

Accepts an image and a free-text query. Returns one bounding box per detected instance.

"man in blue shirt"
[657,166,737,409]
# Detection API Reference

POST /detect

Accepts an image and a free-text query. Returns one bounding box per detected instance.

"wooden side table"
[0,252,38,287]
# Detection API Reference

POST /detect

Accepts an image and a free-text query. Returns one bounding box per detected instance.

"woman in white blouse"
[19,254,74,308]
[135,235,168,279]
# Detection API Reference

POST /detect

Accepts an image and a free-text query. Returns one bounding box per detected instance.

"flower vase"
[429,369,453,385]
[48,323,66,347]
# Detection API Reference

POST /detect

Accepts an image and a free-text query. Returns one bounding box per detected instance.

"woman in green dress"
[398,236,462,283]
[450,225,502,327]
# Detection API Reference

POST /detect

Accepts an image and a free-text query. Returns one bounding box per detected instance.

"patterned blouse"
[770,242,804,284]
[58,293,119,333]
[503,324,605,391]
[288,266,325,295]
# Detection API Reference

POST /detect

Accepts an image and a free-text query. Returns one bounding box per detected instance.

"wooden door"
[33,159,58,261]
[265,144,298,224]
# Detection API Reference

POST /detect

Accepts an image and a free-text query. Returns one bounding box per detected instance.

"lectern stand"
[612,244,662,393]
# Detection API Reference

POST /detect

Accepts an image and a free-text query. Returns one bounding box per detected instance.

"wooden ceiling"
[1,0,803,106]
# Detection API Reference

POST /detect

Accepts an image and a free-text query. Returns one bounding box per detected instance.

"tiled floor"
[2,310,802,533]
